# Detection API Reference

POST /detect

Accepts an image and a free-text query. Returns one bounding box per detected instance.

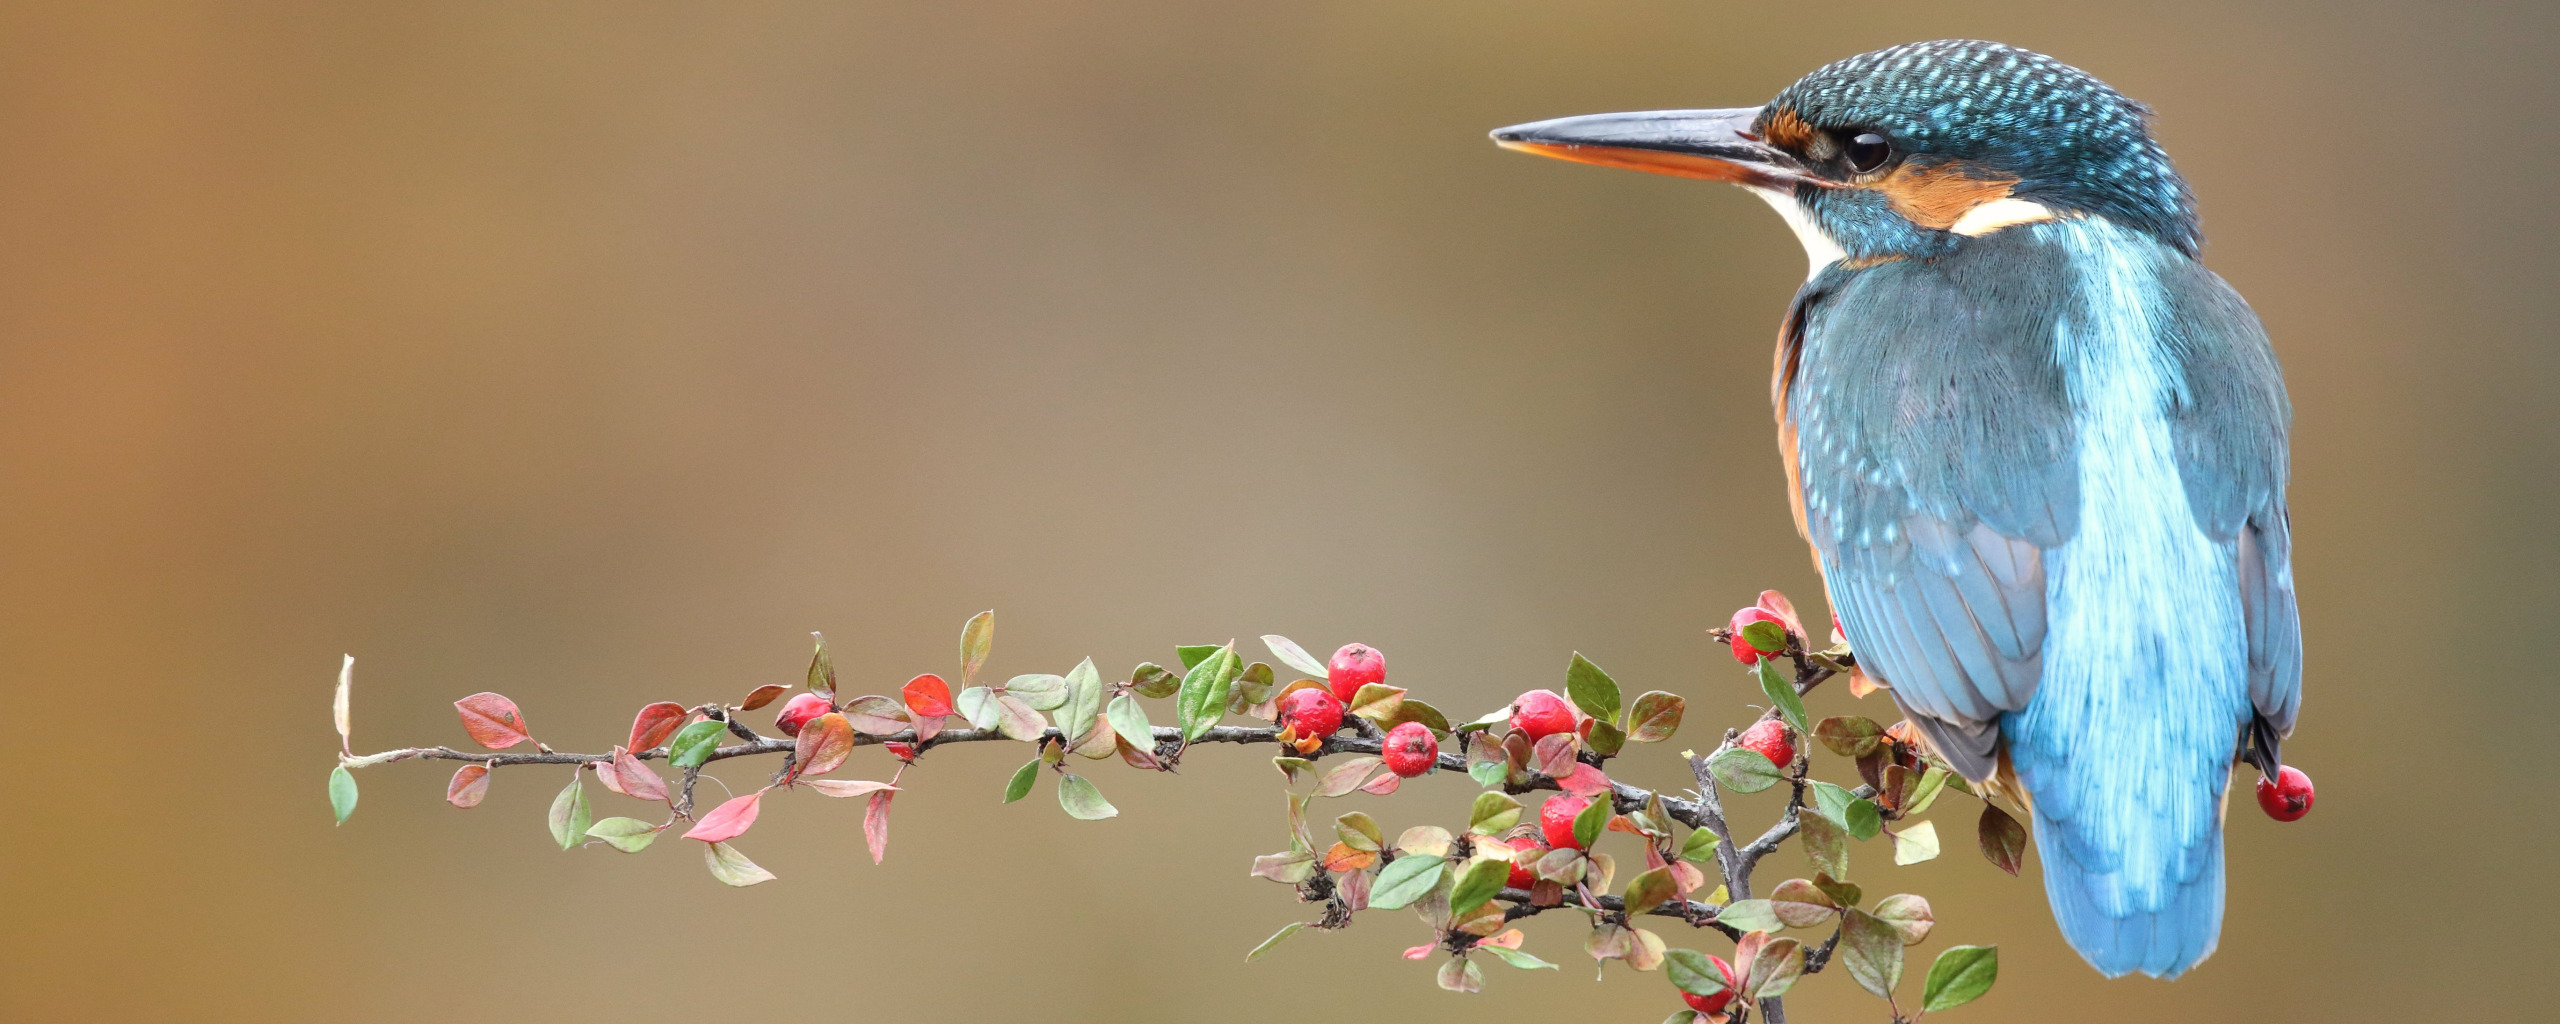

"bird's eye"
[1845,132,1892,173]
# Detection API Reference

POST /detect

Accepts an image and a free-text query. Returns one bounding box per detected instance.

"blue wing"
[1782,222,2298,979]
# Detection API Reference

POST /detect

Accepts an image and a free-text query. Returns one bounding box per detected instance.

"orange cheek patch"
[1875,161,2020,230]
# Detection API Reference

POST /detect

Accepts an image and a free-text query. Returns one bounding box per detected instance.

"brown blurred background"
[2,2,2551,1020]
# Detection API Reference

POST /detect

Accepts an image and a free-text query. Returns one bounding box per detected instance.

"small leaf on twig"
[546,774,591,850]
[1058,774,1117,820]
[1815,715,1885,758]
[684,790,764,843]
[328,766,358,824]
[332,655,353,754]
[1368,854,1446,910]
[902,673,954,717]
[1260,635,1332,680]
[1978,804,2027,876]
[958,610,994,686]
[1755,658,1809,736]
[808,632,838,697]
[1706,747,1783,794]
[1891,820,1941,865]
[446,763,490,808]
[454,692,533,750]
[703,841,776,886]
[805,779,898,799]
[1246,921,1305,961]
[864,790,893,863]
[737,684,789,711]
[1839,908,1905,999]
[666,719,725,769]
[585,817,661,853]
[791,713,857,778]
[627,702,688,751]
[1626,691,1684,743]
[1922,945,1999,1011]
[1565,652,1622,725]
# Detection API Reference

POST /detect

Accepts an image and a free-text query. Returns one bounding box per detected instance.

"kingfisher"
[1491,40,2301,979]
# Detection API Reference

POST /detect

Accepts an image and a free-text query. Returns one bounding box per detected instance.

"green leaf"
[1436,956,1484,994]
[1755,656,1809,735]
[1921,945,1999,1012]
[1175,644,1241,742]
[1571,794,1612,848]
[1482,945,1559,971]
[1127,662,1180,699]
[1586,718,1626,757]
[1345,683,1406,722]
[1678,825,1722,865]
[1368,854,1446,910]
[1664,949,1732,998]
[1839,908,1904,999]
[1057,773,1117,820]
[1378,698,1453,738]
[958,610,994,686]
[1468,792,1522,835]
[327,766,358,825]
[1106,693,1154,751]
[1845,798,1885,841]
[1058,658,1106,745]
[1175,644,1222,670]
[1870,893,1936,945]
[1468,760,1506,788]
[808,631,838,696]
[1717,898,1781,933]
[1228,661,1275,712]
[1891,820,1940,865]
[1906,766,1952,815]
[1799,810,1849,879]
[1814,715,1886,758]
[1336,811,1385,850]
[1978,803,2027,875]
[547,774,591,851]
[1455,706,1512,734]
[1808,779,1858,825]
[702,840,776,886]
[1246,921,1304,961]
[1706,747,1783,794]
[1449,857,1511,915]
[1739,620,1788,654]
[1002,759,1040,803]
[1260,635,1332,679]
[956,685,1000,729]
[585,817,661,853]
[1625,691,1685,743]
[1768,878,1840,927]
[1564,652,1622,725]
[1663,1012,1703,1024]
[1251,851,1318,884]
[666,719,724,769]
[1623,866,1678,914]
[1003,673,1068,712]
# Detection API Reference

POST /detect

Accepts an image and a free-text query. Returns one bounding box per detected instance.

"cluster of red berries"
[1273,643,1440,778]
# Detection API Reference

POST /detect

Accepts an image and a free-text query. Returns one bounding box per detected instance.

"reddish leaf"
[1532,732,1579,777]
[911,713,945,745]
[803,779,898,799]
[453,692,533,750]
[446,763,490,808]
[1978,804,2027,876]
[591,760,628,797]
[841,695,911,736]
[611,747,669,802]
[737,684,790,712]
[1337,865,1372,912]
[903,673,955,717]
[863,790,894,864]
[1403,944,1436,961]
[626,702,688,751]
[1847,666,1885,698]
[791,712,857,779]
[1557,763,1614,799]
[1756,590,1807,640]
[1116,735,1162,770]
[1359,771,1401,796]
[684,790,765,843]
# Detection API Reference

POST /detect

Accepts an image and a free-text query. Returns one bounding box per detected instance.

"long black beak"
[1489,107,1823,189]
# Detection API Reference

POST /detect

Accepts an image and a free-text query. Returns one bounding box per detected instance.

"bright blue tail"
[2030,800,2225,978]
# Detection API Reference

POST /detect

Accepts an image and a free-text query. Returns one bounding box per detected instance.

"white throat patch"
[1747,187,1846,280]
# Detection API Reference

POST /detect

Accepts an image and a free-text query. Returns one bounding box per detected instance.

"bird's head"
[1491,40,2197,268]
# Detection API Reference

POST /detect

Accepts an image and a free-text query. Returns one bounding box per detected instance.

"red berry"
[1327,643,1387,702]
[1382,721,1438,777]
[1540,794,1592,850]
[2256,764,2314,821]
[1729,606,1787,664]
[774,692,831,737]
[1511,689,1577,741]
[1678,955,1740,1014]
[1502,835,1548,888]
[1737,719,1795,769]
[1279,687,1345,740]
